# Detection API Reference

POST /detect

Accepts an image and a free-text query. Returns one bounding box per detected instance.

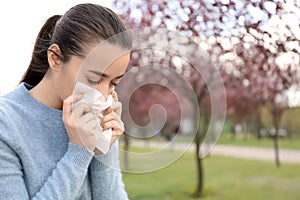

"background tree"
[113,0,300,197]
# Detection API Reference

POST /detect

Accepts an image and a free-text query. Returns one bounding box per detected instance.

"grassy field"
[217,133,300,150]
[174,133,300,150]
[122,152,300,200]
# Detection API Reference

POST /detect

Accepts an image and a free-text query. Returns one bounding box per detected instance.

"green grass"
[173,133,300,150]
[217,133,300,150]
[122,152,300,200]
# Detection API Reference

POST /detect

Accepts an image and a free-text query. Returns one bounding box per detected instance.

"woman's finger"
[80,112,95,124]
[112,90,118,102]
[111,101,122,116]
[113,111,122,124]
[111,135,118,145]
[86,118,99,130]
[63,94,83,119]
[104,102,122,116]
[74,103,91,119]
[103,120,119,131]
[104,106,112,115]
[104,119,124,132]
[101,112,115,126]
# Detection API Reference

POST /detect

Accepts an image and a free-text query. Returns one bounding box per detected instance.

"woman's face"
[55,43,131,101]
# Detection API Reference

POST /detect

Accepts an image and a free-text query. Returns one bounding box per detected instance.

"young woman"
[0,3,132,199]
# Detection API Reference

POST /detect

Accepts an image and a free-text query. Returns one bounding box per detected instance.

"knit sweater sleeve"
[89,140,129,200]
[0,85,96,199]
[0,118,94,200]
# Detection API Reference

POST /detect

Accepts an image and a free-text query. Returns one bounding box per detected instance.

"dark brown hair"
[21,3,132,86]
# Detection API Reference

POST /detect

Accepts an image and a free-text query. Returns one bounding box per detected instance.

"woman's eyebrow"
[87,69,124,79]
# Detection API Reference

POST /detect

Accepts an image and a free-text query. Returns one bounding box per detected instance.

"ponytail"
[20,15,62,86]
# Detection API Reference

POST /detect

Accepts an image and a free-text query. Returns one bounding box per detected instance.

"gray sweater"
[0,83,128,200]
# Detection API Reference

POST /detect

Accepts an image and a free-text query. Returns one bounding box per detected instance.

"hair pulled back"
[21,3,132,86]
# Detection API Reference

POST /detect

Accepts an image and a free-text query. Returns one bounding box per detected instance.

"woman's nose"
[96,82,113,100]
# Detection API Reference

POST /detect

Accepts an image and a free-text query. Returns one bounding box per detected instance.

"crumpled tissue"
[73,81,113,154]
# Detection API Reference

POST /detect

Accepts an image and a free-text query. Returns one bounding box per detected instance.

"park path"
[211,145,300,164]
[130,140,300,164]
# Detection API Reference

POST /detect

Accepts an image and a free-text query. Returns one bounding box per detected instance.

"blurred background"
[1,0,300,199]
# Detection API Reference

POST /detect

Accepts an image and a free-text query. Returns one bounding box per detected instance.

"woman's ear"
[47,44,63,72]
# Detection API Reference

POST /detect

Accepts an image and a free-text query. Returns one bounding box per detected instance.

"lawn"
[217,133,300,150]
[174,133,300,150]
[122,151,300,200]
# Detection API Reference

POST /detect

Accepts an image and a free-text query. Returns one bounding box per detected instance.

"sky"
[0,0,112,94]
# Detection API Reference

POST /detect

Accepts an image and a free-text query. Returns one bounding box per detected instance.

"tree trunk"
[242,121,248,140]
[123,134,130,171]
[272,106,282,167]
[193,129,203,198]
[231,125,236,140]
[191,82,208,198]
[273,129,280,167]
[256,110,263,139]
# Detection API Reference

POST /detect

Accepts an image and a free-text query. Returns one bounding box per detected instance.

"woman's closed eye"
[87,79,99,85]
[87,78,119,87]
[111,82,118,86]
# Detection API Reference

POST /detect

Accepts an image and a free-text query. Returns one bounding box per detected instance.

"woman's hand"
[101,91,125,145]
[62,94,98,151]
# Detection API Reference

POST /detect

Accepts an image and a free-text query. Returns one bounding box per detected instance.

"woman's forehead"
[83,43,130,67]
[79,50,130,76]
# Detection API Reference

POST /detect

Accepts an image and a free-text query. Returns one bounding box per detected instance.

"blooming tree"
[113,0,300,197]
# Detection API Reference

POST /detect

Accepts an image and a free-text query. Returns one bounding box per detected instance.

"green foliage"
[260,104,273,128]
[281,107,300,136]
[260,105,300,136]
[231,105,300,138]
[221,122,234,134]
[122,152,300,200]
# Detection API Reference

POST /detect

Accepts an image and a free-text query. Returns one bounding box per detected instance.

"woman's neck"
[29,77,63,110]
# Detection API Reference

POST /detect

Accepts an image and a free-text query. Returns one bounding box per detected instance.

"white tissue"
[73,81,113,154]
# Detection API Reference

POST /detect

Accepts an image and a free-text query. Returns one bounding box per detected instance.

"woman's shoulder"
[0,85,29,142]
[0,86,25,121]
[0,98,20,149]
[0,96,18,120]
